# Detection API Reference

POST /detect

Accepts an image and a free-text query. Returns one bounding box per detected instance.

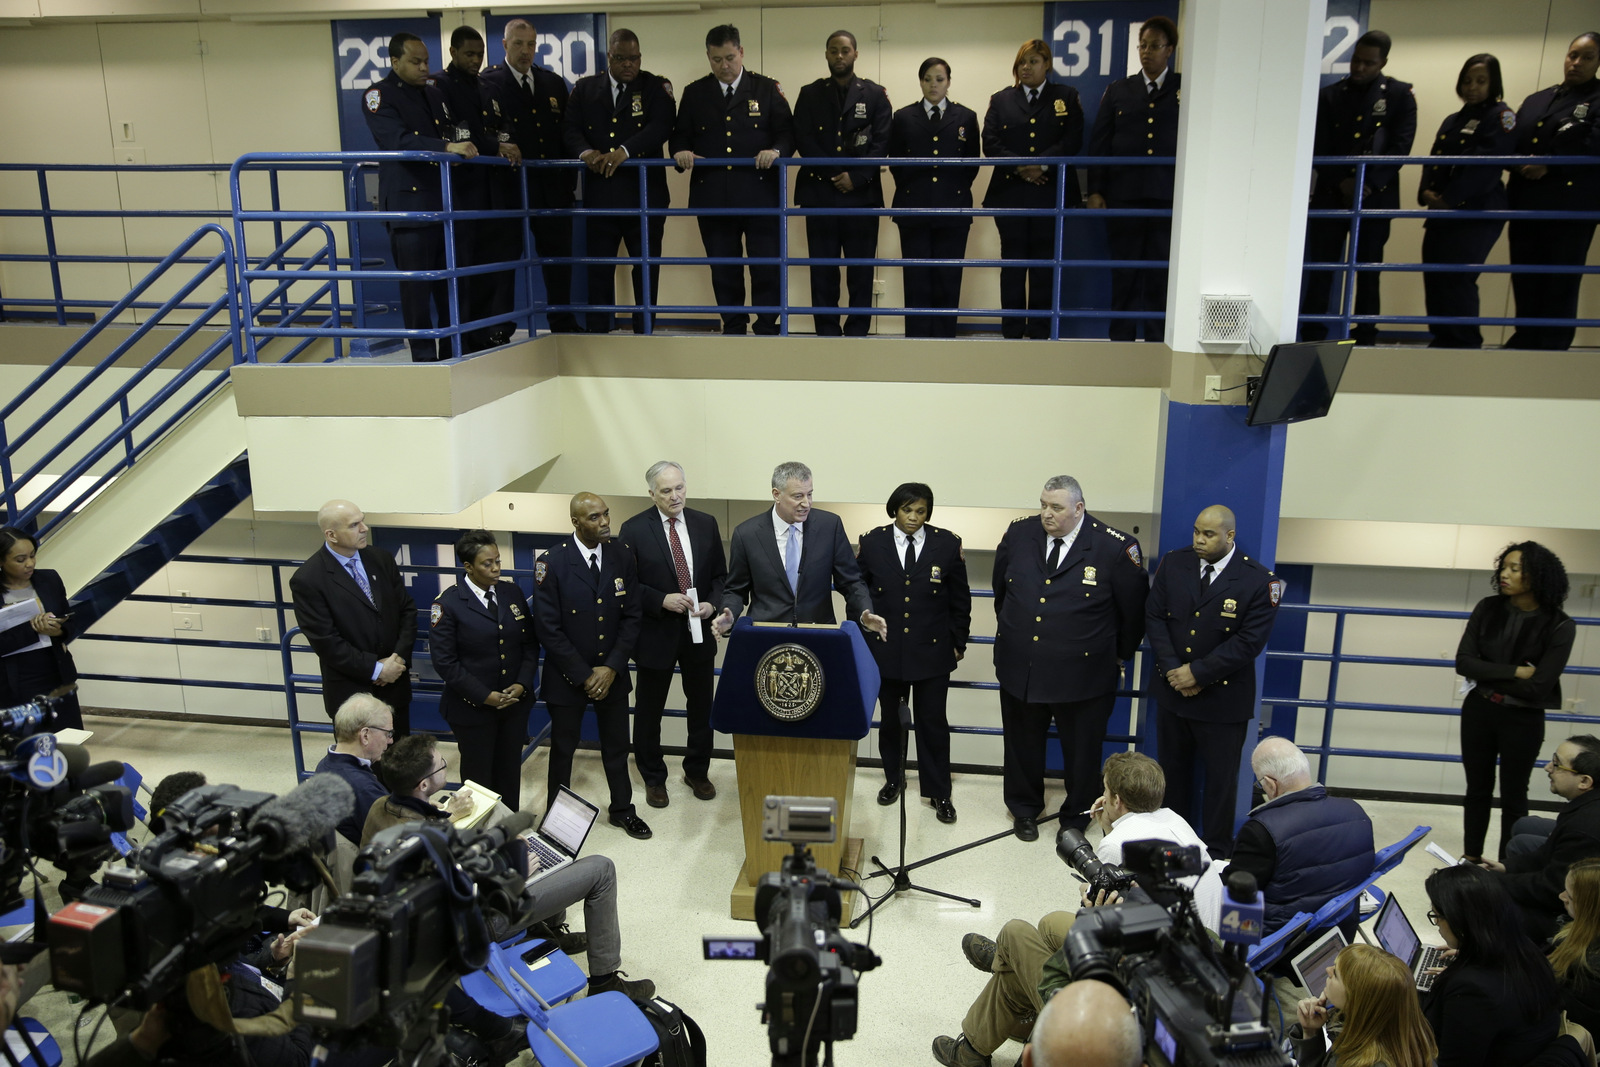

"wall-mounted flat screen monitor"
[1245,339,1354,427]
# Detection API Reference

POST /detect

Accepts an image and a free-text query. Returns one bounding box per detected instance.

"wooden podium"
[710,620,879,921]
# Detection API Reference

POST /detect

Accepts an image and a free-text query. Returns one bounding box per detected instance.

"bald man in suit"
[289,500,418,735]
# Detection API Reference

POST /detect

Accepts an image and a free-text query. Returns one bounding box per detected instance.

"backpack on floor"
[638,996,707,1067]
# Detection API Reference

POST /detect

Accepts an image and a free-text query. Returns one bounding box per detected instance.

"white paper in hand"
[687,588,703,644]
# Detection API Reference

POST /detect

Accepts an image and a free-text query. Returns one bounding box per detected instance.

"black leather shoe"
[877,781,901,805]
[1014,816,1038,842]
[645,784,669,808]
[683,775,717,801]
[609,813,653,840]
[935,798,957,824]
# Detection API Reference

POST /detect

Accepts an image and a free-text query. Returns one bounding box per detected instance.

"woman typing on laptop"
[1291,943,1436,1067]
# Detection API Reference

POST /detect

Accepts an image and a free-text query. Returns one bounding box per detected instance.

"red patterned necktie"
[668,518,692,593]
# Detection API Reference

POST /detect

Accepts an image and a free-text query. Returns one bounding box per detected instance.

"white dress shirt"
[1045,516,1084,564]
[893,526,926,563]
[1099,807,1223,933]
[1146,69,1168,93]
[772,507,802,569]
[579,543,603,571]
[461,576,493,611]
[1200,544,1236,582]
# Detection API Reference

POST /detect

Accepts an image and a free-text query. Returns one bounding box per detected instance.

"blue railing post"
[441,158,461,360]
[778,161,790,337]
[638,162,653,334]
[37,169,67,326]
[1340,160,1367,341]
[1050,168,1067,341]
[1318,611,1348,784]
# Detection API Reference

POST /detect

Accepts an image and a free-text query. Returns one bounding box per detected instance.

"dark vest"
[1252,784,1374,930]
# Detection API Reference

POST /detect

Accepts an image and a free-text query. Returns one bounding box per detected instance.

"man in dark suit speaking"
[1147,504,1284,856]
[290,500,418,735]
[715,461,888,638]
[619,461,728,808]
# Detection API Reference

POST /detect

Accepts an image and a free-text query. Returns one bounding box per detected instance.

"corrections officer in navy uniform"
[1146,505,1283,858]
[793,30,891,337]
[888,58,981,338]
[982,39,1084,340]
[1085,17,1179,343]
[1506,32,1600,351]
[1418,54,1519,350]
[670,24,795,336]
[429,27,506,352]
[1300,30,1416,345]
[428,529,540,810]
[857,483,971,823]
[991,475,1147,840]
[480,18,581,334]
[563,29,675,334]
[533,493,650,839]
[362,33,480,362]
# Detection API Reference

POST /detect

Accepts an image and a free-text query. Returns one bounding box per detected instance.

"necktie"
[904,534,916,572]
[928,104,939,123]
[724,82,735,106]
[785,524,801,594]
[615,83,629,117]
[1147,80,1157,96]
[668,518,693,594]
[589,552,601,580]
[1047,537,1064,572]
[1201,563,1215,590]
[486,586,497,617]
[1027,88,1037,106]
[346,556,373,604]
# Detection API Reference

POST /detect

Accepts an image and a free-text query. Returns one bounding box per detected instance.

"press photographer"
[704,796,881,1067]
[933,752,1221,1067]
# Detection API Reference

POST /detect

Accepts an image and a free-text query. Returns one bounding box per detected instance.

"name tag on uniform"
[1082,565,1097,586]
[613,577,626,595]
[455,126,470,140]
[929,566,942,584]
[1462,119,1480,134]
[854,101,867,118]
[1221,597,1238,618]
[748,100,761,116]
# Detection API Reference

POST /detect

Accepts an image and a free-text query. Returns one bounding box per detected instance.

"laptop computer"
[520,786,600,889]
[1290,926,1347,998]
[1371,892,1448,991]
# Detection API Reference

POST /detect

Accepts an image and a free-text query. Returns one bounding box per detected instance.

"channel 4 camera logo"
[338,31,599,91]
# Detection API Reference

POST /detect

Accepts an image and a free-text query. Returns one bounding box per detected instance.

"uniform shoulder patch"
[429,602,443,626]
[1501,108,1516,132]
[535,559,548,585]
[1125,543,1142,567]
[364,88,382,113]
[1269,578,1286,606]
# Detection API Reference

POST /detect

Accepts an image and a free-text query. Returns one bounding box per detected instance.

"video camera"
[1055,827,1289,1067]
[0,688,135,912]
[48,775,348,1010]
[703,796,881,1067]
[292,809,544,1062]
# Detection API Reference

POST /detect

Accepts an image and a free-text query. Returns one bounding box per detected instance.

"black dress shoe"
[609,812,653,840]
[645,784,669,808]
[1014,815,1039,842]
[877,781,901,805]
[935,798,957,824]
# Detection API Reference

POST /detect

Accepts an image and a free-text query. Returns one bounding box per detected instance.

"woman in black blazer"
[0,527,81,730]
[427,529,539,810]
[982,38,1084,339]
[889,57,982,338]
[1422,864,1561,1067]
[856,483,971,822]
[1455,541,1574,861]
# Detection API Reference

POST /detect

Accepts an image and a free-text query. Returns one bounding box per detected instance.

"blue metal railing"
[0,224,241,533]
[65,550,1600,793]
[1305,153,1600,341]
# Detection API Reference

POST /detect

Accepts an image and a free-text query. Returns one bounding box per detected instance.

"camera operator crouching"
[933,752,1223,1067]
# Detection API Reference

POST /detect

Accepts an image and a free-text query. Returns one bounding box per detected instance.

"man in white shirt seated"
[932,751,1221,1067]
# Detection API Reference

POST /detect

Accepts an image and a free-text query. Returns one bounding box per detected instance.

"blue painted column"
[1145,401,1288,840]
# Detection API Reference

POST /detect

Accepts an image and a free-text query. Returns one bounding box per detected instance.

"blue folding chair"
[462,940,587,1015]
[6,1019,62,1067]
[1248,910,1313,972]
[481,943,658,1067]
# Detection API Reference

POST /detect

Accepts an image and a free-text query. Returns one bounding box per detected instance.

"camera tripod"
[851,701,1020,928]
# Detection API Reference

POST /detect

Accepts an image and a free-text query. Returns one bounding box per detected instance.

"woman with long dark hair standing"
[1418,54,1518,349]
[1422,864,1561,1065]
[0,527,82,730]
[1457,541,1574,862]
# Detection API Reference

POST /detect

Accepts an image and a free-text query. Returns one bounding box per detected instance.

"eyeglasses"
[364,725,395,739]
[1550,752,1577,774]
[1426,909,1440,927]
[429,761,448,778]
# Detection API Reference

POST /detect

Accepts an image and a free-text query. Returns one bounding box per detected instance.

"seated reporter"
[428,530,539,810]
[1422,863,1561,1067]
[1223,737,1374,936]
[857,482,971,822]
[1550,856,1600,1039]
[1291,944,1437,1067]
[362,734,656,1001]
[1024,980,1142,1067]
[1475,734,1600,941]
[932,752,1220,1067]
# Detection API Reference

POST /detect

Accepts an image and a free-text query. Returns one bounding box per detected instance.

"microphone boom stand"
[850,700,981,928]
